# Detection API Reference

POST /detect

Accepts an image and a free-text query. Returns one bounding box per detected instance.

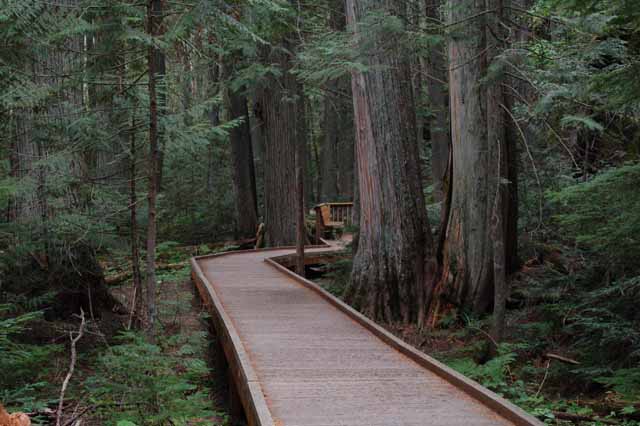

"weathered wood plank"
[192,244,544,426]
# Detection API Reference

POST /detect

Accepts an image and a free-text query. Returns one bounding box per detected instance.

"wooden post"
[295,146,305,277]
[315,206,324,243]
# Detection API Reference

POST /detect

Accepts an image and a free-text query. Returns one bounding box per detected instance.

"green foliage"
[320,256,352,297]
[87,331,215,426]
[448,345,518,392]
[295,28,362,85]
[596,368,640,401]
[444,343,552,416]
[0,304,60,411]
[550,163,640,271]
[568,275,640,376]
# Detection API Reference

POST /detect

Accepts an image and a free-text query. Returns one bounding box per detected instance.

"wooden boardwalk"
[191,244,542,426]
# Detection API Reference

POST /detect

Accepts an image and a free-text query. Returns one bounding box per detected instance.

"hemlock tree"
[344,0,437,325]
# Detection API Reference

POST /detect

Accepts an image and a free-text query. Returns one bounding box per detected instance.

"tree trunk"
[344,0,436,325]
[153,2,167,192]
[207,61,220,194]
[227,86,259,238]
[257,42,305,246]
[320,89,339,201]
[486,0,509,344]
[434,0,515,322]
[250,91,265,215]
[296,142,305,277]
[320,0,354,203]
[130,108,143,326]
[424,0,450,202]
[145,0,163,331]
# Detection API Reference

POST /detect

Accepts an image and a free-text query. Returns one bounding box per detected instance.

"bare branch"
[56,310,86,426]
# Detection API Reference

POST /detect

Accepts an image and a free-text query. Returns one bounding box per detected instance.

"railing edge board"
[190,257,274,426]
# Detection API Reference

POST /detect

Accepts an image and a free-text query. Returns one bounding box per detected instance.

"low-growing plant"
[0,304,60,413]
[87,331,215,426]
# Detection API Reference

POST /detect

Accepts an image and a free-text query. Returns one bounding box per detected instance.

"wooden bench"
[314,202,353,241]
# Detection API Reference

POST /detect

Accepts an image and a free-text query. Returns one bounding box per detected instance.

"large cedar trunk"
[344,0,436,325]
[256,40,305,246]
[434,0,515,320]
[227,88,259,238]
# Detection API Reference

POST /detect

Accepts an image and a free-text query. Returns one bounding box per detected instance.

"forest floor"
[14,240,634,426]
[92,244,231,426]
[17,244,233,426]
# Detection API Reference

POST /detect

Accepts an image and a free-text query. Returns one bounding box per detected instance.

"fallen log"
[105,262,186,285]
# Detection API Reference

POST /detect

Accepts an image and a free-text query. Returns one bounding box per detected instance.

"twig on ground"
[56,310,86,426]
[535,359,551,398]
[545,353,580,365]
[127,285,137,330]
[62,404,93,426]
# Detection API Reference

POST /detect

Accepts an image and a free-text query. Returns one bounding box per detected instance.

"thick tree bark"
[433,0,515,322]
[424,0,450,202]
[227,85,259,238]
[502,0,537,274]
[320,93,339,202]
[438,0,493,317]
[344,0,436,325]
[320,0,354,203]
[257,43,305,246]
[145,0,163,331]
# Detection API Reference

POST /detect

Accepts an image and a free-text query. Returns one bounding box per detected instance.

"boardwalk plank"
[193,246,543,426]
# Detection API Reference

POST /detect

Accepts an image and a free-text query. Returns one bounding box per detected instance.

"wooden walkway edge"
[191,244,544,426]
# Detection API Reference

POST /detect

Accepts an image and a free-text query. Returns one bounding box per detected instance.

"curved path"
[191,244,542,426]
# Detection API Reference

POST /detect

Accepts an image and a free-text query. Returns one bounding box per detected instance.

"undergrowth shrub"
[543,164,640,400]
[87,331,215,426]
[550,163,640,273]
[0,304,60,412]
[321,257,352,297]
